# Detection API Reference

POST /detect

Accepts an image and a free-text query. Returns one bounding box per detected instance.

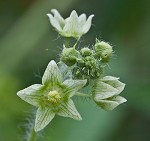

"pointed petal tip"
[49,60,57,66]
[16,91,21,97]
[77,115,82,120]
[122,97,127,103]
[72,10,77,13]
[51,9,57,12]
[34,126,40,132]
[17,90,25,98]
[83,79,87,85]
[70,10,78,16]
[46,13,52,17]
[90,14,95,18]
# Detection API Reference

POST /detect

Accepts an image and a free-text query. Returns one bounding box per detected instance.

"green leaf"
[42,60,62,87]
[96,96,127,111]
[35,107,55,132]
[17,84,44,107]
[57,99,82,120]
[63,79,87,97]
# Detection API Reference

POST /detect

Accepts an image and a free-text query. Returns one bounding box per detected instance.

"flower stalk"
[28,127,36,141]
[75,92,92,98]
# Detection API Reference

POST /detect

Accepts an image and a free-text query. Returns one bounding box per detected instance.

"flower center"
[48,90,61,104]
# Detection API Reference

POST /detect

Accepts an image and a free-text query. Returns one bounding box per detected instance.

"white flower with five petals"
[47,9,94,38]
[17,60,87,132]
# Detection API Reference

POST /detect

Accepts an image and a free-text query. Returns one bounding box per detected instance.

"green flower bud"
[80,47,92,57]
[61,46,79,66]
[94,40,113,62]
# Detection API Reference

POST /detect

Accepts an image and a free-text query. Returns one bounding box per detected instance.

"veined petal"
[17,84,44,107]
[101,76,125,95]
[82,15,94,34]
[101,76,120,81]
[51,9,65,28]
[93,81,118,100]
[47,14,62,31]
[63,10,80,37]
[42,60,62,87]
[96,96,127,111]
[57,99,82,120]
[63,79,87,97]
[78,14,86,25]
[35,107,55,132]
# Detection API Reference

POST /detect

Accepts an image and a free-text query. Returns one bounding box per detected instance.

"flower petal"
[82,14,94,34]
[17,84,44,107]
[42,60,62,87]
[96,96,127,111]
[63,79,87,97]
[93,81,118,100]
[47,14,62,31]
[35,107,55,132]
[63,10,80,37]
[101,76,120,81]
[57,99,82,120]
[78,13,86,25]
[101,76,125,95]
[51,9,65,28]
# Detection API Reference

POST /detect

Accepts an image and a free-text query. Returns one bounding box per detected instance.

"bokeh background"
[0,0,150,141]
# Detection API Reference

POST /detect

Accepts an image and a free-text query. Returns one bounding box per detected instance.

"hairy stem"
[28,127,36,141]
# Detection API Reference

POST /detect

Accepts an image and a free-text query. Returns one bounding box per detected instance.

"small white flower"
[47,9,94,38]
[93,76,127,111]
[17,60,87,132]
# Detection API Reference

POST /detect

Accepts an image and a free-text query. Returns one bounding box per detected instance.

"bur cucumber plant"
[17,9,127,140]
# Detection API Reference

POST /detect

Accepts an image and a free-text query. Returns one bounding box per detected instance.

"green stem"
[28,126,36,141]
[65,38,70,48]
[76,92,92,98]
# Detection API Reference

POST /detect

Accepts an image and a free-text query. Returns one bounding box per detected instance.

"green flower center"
[48,90,61,104]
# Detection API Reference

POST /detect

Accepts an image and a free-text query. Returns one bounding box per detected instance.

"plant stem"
[76,92,92,98]
[28,127,36,141]
[65,38,70,48]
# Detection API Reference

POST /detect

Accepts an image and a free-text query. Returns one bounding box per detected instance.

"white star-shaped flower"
[47,9,94,39]
[17,60,87,132]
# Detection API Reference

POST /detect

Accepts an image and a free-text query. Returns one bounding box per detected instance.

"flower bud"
[94,40,113,62]
[92,76,126,111]
[61,46,79,66]
[80,47,92,57]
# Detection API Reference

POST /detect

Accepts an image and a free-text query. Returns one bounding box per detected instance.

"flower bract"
[47,9,94,39]
[17,60,87,132]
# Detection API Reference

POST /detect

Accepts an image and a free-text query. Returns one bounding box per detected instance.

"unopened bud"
[80,47,92,57]
[94,40,113,62]
[61,46,79,66]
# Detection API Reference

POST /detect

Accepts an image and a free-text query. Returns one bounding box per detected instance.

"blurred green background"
[0,0,150,141]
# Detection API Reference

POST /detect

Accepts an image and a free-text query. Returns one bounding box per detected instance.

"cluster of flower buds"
[60,39,113,82]
[17,9,127,132]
